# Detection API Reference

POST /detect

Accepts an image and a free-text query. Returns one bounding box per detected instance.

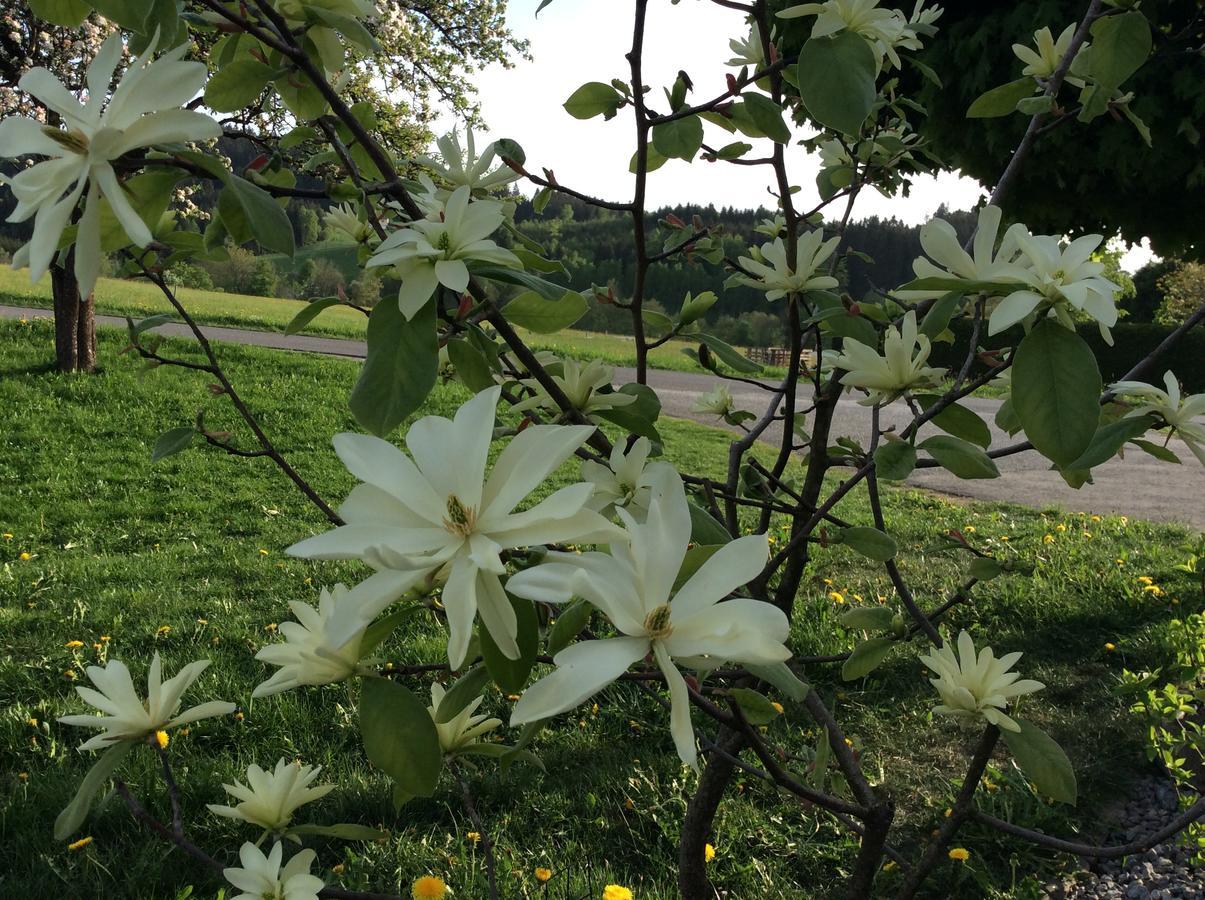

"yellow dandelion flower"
[18,772,29,781]
[179,728,190,737]
[705,843,716,863]
[67,836,93,851]
[943,808,953,818]
[258,549,269,556]
[603,886,634,900]
[1082,531,1093,539]
[233,711,245,722]
[26,718,38,727]
[963,526,976,533]
[303,577,312,586]
[1143,585,1164,596]
[264,623,278,632]
[1115,559,1125,566]
[591,703,599,716]
[19,552,32,561]
[411,875,447,899]
[100,635,110,642]
[948,847,970,862]
[65,640,85,649]
[624,798,635,811]
[771,701,784,714]
[999,535,1010,542]
[154,730,169,750]
[1137,576,1153,585]
[823,578,833,586]
[883,860,897,871]
[466,831,480,844]
[1090,515,1102,523]
[156,625,172,636]
[829,591,846,604]
[332,864,345,875]
[1,533,12,540]
[1042,534,1054,544]
[1119,516,1128,526]
[535,867,552,883]
[64,669,76,679]
[196,618,209,625]
[507,693,521,702]
[1055,524,1066,533]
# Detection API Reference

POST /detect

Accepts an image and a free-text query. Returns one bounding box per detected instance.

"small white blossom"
[733,230,841,301]
[511,358,636,422]
[417,127,520,193]
[1110,371,1205,467]
[581,437,676,520]
[366,185,521,320]
[911,205,1032,291]
[58,654,235,751]
[828,310,945,405]
[323,202,376,245]
[428,682,502,754]
[223,841,324,900]
[1013,24,1086,83]
[252,585,369,698]
[207,759,335,834]
[288,387,619,669]
[693,384,735,417]
[507,469,790,770]
[727,21,767,68]
[0,34,220,300]
[920,631,1045,733]
[779,0,914,70]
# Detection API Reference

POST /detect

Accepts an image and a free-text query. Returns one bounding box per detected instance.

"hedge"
[928,319,1205,392]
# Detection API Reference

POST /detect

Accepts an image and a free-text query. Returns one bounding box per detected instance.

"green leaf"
[967,77,1036,118]
[652,115,704,161]
[746,662,810,702]
[840,606,895,633]
[697,332,761,373]
[1067,415,1154,470]
[677,291,717,326]
[741,93,792,143]
[714,141,753,160]
[446,339,496,393]
[899,275,1017,295]
[473,265,571,301]
[286,823,388,841]
[995,397,1022,435]
[1011,321,1102,468]
[797,32,878,135]
[359,677,442,797]
[284,297,343,336]
[1132,438,1181,464]
[593,383,662,443]
[919,293,962,339]
[88,0,150,30]
[915,395,992,448]
[151,426,195,462]
[224,176,295,256]
[359,604,423,657]
[1085,11,1150,92]
[54,741,135,840]
[479,594,539,694]
[547,599,593,656]
[501,290,588,334]
[309,7,380,51]
[204,58,277,112]
[919,435,1000,479]
[349,297,438,437]
[874,440,917,481]
[838,526,898,562]
[274,74,327,120]
[434,667,492,724]
[729,688,781,725]
[129,312,177,337]
[28,0,90,27]
[969,557,1003,581]
[1002,717,1077,805]
[688,501,732,545]
[642,308,674,335]
[841,637,895,681]
[564,82,625,120]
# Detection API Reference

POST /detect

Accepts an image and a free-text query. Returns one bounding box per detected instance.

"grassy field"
[0,265,733,375]
[2,317,1201,898]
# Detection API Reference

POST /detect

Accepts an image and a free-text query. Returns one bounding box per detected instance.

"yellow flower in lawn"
[2,533,12,540]
[154,730,169,749]
[65,640,84,649]
[156,625,172,636]
[18,771,29,781]
[603,887,634,900]
[100,635,110,642]
[411,875,448,899]
[1104,642,1116,651]
[1055,524,1066,533]
[535,867,552,883]
[466,831,480,844]
[64,670,76,679]
[26,717,38,727]
[1042,533,1054,544]
[67,836,93,851]
[1143,585,1164,596]
[332,864,345,876]
[19,552,31,561]
[705,843,716,862]
[1090,515,1102,523]
[948,847,970,862]
[259,548,269,556]
[829,591,846,604]
[1137,576,1153,585]
[771,701,784,714]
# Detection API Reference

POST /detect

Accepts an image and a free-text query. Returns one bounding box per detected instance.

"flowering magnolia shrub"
[4,0,1204,898]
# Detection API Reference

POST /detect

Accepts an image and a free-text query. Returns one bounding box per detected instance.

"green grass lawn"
[2,316,1201,898]
[0,264,743,375]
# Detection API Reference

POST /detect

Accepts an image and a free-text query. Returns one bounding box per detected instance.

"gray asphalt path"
[4,304,1201,529]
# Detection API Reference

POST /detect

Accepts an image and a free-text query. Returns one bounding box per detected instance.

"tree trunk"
[50,261,96,373]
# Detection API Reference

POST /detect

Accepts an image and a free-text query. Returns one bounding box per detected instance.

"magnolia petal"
[0,117,63,157]
[407,386,498,510]
[434,258,470,293]
[395,262,439,319]
[330,432,444,524]
[93,163,153,247]
[476,570,520,659]
[654,642,697,770]
[166,700,236,729]
[443,557,480,669]
[510,636,649,725]
[670,533,768,619]
[73,183,102,301]
[481,423,596,518]
[988,290,1042,335]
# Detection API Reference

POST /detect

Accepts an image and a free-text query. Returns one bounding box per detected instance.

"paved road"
[5,304,1202,529]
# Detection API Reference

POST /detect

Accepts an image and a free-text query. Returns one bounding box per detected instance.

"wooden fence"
[745,347,819,369]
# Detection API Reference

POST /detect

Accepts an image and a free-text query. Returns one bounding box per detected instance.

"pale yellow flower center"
[442,495,477,538]
[643,604,673,640]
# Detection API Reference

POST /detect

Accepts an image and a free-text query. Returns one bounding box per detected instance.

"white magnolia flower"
[828,310,945,405]
[581,437,676,520]
[506,469,790,770]
[990,233,1121,339]
[208,759,335,833]
[252,585,370,698]
[58,654,235,751]
[417,127,520,193]
[734,231,841,301]
[224,841,324,900]
[428,682,502,754]
[920,630,1045,733]
[511,358,636,422]
[366,185,521,320]
[817,138,853,171]
[779,0,911,69]
[910,205,1032,296]
[1013,24,1085,82]
[727,21,767,68]
[1110,371,1205,466]
[288,387,619,668]
[693,384,735,417]
[323,202,376,245]
[0,34,220,300]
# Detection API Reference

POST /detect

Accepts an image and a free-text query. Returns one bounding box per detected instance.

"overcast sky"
[434,0,1153,268]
